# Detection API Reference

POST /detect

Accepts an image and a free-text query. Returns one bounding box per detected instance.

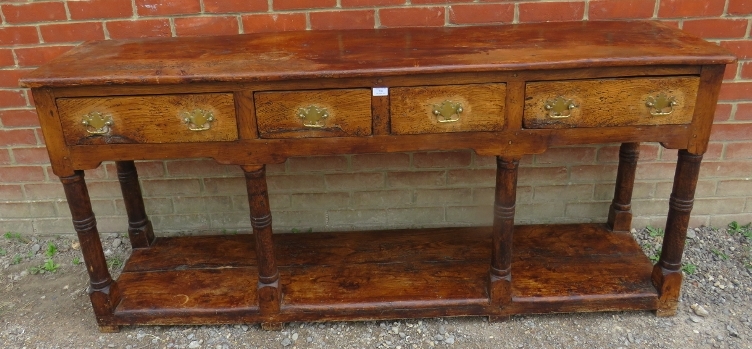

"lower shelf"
[111,223,658,325]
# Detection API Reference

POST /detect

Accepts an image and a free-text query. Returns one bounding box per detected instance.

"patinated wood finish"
[20,21,734,332]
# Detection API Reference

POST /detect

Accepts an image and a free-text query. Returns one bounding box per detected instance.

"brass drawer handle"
[433,100,463,123]
[182,109,215,131]
[81,111,113,135]
[298,105,329,128]
[646,93,678,116]
[544,97,577,119]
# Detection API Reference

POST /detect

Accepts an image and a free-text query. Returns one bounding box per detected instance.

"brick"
[324,173,384,190]
[692,198,747,215]
[594,182,655,200]
[387,207,443,224]
[267,174,326,192]
[533,184,593,202]
[710,123,752,141]
[351,190,412,208]
[291,192,350,209]
[203,177,245,194]
[166,159,229,177]
[596,144,659,163]
[0,26,39,45]
[536,146,596,165]
[518,166,569,185]
[0,166,46,182]
[136,0,201,16]
[660,142,722,160]
[446,168,493,186]
[0,129,36,146]
[0,49,14,67]
[701,161,752,178]
[273,0,336,10]
[657,0,725,18]
[352,153,410,171]
[719,82,752,101]
[724,63,738,81]
[210,212,252,230]
[0,184,24,201]
[0,69,34,88]
[0,149,9,165]
[588,0,655,20]
[310,10,375,30]
[413,0,471,3]
[570,164,618,182]
[630,199,669,217]
[40,23,106,43]
[655,180,716,198]
[709,214,752,229]
[388,171,445,188]
[84,181,121,198]
[728,0,752,15]
[636,163,678,180]
[69,0,133,20]
[682,19,749,39]
[2,2,67,24]
[23,183,65,200]
[116,197,173,215]
[742,62,752,80]
[328,209,387,226]
[735,103,752,121]
[0,220,33,234]
[241,13,307,34]
[12,147,49,164]
[448,4,514,25]
[379,7,445,28]
[204,0,268,13]
[14,46,74,67]
[720,41,752,60]
[516,202,566,222]
[725,142,752,160]
[565,202,609,218]
[518,1,585,23]
[413,150,471,168]
[107,20,173,39]
[175,16,240,37]
[716,179,752,196]
[32,217,79,235]
[173,196,233,214]
[713,103,732,122]
[415,188,472,206]
[446,205,492,225]
[747,198,752,213]
[342,0,404,8]
[141,179,201,196]
[271,210,328,229]
[152,214,212,231]
[472,186,533,205]
[288,155,348,172]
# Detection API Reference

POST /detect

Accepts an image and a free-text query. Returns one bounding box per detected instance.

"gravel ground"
[1,223,751,349]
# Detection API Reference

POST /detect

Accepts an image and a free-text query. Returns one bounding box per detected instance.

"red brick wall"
[0,0,750,235]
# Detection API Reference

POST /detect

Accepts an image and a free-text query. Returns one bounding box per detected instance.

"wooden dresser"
[20,21,735,332]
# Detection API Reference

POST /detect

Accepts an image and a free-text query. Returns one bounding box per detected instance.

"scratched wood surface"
[19,21,734,88]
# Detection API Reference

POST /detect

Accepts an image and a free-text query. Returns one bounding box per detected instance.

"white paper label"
[372,87,389,96]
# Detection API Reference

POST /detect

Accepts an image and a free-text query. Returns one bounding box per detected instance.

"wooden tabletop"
[20,21,735,88]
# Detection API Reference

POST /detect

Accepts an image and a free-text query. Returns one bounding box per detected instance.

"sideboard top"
[20,21,735,88]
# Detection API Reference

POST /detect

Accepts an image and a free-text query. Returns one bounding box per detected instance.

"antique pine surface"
[20,20,735,331]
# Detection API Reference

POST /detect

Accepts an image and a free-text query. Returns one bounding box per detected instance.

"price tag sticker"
[372,87,389,96]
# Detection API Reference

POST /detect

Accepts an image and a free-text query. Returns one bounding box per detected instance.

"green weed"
[29,259,59,274]
[4,232,26,243]
[72,257,81,265]
[711,249,729,260]
[646,226,665,237]
[107,257,123,269]
[0,248,6,256]
[682,263,697,275]
[728,221,752,238]
[11,255,22,265]
[44,243,57,257]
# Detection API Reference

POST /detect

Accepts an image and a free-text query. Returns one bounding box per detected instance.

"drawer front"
[254,89,372,138]
[390,84,506,135]
[523,77,700,129]
[58,93,237,145]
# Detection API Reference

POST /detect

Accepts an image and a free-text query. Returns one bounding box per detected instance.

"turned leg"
[488,156,519,320]
[608,143,640,232]
[652,150,702,316]
[61,171,121,332]
[243,165,282,330]
[116,161,155,248]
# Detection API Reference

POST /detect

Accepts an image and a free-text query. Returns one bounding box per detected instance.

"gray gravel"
[1,224,751,348]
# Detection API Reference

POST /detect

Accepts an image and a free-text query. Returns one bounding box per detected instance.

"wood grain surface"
[523,77,700,128]
[390,84,506,134]
[57,93,237,144]
[255,89,371,138]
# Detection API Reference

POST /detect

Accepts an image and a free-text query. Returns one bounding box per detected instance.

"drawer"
[254,89,372,138]
[523,77,700,128]
[57,93,237,145]
[390,84,506,134]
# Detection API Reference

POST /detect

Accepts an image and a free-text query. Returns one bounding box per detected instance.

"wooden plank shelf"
[110,223,658,325]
